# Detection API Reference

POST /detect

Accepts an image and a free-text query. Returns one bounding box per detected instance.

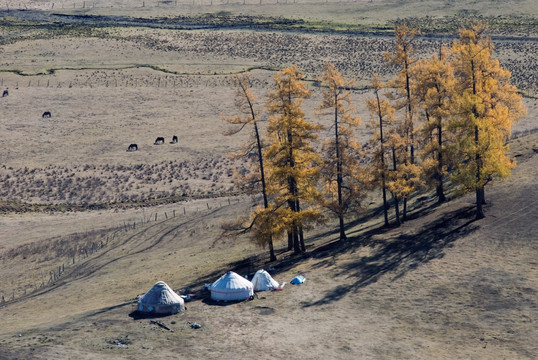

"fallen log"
[150,320,172,331]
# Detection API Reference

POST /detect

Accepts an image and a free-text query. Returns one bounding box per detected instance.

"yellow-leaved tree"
[366,74,396,227]
[384,120,423,226]
[384,24,422,220]
[450,23,526,219]
[221,74,277,261]
[367,73,423,227]
[317,62,364,242]
[264,66,323,254]
[414,46,457,203]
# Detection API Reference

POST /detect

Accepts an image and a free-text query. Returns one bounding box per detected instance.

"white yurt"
[210,271,254,301]
[138,281,185,315]
[251,269,279,292]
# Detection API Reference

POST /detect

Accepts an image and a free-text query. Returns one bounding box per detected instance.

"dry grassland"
[0,137,535,359]
[0,1,537,359]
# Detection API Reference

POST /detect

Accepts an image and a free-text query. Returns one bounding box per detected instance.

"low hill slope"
[0,134,536,359]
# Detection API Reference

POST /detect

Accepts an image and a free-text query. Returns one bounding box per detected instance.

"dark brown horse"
[154,137,165,145]
[127,144,138,151]
[42,111,51,118]
[171,135,178,144]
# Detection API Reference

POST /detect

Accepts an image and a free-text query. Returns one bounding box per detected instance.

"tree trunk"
[287,231,293,251]
[237,76,276,262]
[436,180,446,203]
[394,196,401,226]
[392,147,401,226]
[471,61,484,220]
[253,121,276,261]
[299,226,306,253]
[287,126,303,253]
[474,123,484,219]
[334,94,347,241]
[293,226,301,254]
[268,236,276,262]
[476,187,485,219]
[381,179,389,227]
[249,121,276,261]
[403,198,407,221]
[404,56,415,165]
[375,89,390,227]
[436,113,447,203]
[404,55,413,221]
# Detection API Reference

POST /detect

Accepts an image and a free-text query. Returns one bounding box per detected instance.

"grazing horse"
[127,144,138,152]
[42,111,52,118]
[2,89,8,97]
[154,137,165,145]
[171,135,178,144]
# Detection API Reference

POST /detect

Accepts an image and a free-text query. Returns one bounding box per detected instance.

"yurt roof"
[138,281,184,305]
[211,271,253,290]
[252,269,279,291]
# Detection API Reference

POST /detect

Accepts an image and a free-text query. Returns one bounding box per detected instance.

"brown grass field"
[0,1,537,359]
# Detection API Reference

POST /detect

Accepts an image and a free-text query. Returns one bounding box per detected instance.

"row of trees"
[223,23,525,261]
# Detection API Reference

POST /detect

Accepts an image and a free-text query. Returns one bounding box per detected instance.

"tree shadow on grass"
[178,201,476,309]
[302,205,479,308]
[308,195,442,249]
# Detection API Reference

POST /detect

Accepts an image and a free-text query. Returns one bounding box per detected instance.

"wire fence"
[0,196,244,307]
[4,0,364,11]
[0,73,249,90]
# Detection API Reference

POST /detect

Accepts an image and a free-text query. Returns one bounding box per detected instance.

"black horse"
[154,137,165,145]
[127,144,138,152]
[42,111,52,118]
[2,89,8,97]
[171,135,178,144]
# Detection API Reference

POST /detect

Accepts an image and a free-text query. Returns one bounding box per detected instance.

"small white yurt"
[138,281,185,315]
[251,269,279,292]
[210,271,254,302]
